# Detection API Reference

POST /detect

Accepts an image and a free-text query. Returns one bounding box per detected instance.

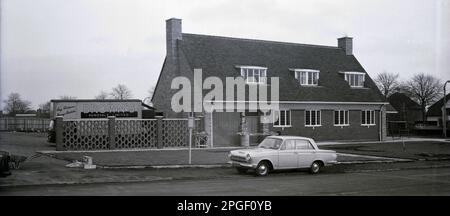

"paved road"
[1,167,450,195]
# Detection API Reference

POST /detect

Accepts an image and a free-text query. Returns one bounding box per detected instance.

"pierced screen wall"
[62,120,109,150]
[115,119,158,149]
[58,118,206,150]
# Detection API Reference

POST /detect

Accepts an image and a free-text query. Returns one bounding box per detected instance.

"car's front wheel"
[309,161,322,174]
[255,161,269,176]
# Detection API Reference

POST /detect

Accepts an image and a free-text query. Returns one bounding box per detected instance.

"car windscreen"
[258,138,282,150]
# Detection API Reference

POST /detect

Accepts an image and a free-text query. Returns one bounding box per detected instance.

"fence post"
[55,116,64,151]
[156,116,163,149]
[108,116,116,149]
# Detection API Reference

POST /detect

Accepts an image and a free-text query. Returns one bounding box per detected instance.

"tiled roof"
[387,92,421,111]
[427,93,450,116]
[179,33,385,102]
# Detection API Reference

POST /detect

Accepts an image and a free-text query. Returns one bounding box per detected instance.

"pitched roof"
[387,92,421,112]
[178,33,385,103]
[427,93,450,116]
[386,104,398,114]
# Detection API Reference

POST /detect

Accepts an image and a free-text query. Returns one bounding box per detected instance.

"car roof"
[266,136,314,141]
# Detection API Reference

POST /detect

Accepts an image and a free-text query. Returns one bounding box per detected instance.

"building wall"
[268,110,380,141]
[152,48,195,118]
[210,105,384,147]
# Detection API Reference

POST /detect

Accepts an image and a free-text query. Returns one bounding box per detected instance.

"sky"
[1,0,449,109]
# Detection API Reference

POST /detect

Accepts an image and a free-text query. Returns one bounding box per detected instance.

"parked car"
[0,151,11,177]
[228,136,337,176]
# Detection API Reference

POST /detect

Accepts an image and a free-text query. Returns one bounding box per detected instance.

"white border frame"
[361,110,376,126]
[294,69,320,86]
[343,72,365,88]
[273,110,292,128]
[238,66,268,85]
[334,110,350,127]
[304,110,322,127]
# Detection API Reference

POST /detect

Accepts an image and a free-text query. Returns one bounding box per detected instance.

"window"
[273,110,291,127]
[334,110,349,126]
[361,110,376,125]
[240,67,267,84]
[305,110,321,126]
[295,69,319,86]
[344,72,365,87]
[281,140,296,150]
[295,140,314,150]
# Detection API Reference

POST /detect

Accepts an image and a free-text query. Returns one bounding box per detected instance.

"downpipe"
[379,104,385,141]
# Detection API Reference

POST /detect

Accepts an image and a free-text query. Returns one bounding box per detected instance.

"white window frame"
[334,110,349,126]
[239,66,267,84]
[344,72,365,88]
[294,69,320,86]
[273,110,292,127]
[305,110,321,127]
[361,110,376,126]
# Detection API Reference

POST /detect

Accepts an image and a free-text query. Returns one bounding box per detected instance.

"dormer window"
[294,69,319,86]
[239,66,267,84]
[344,72,365,87]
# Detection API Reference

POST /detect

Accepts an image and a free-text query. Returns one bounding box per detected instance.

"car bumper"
[227,161,257,169]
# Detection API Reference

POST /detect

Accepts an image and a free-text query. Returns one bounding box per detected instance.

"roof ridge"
[182,33,341,50]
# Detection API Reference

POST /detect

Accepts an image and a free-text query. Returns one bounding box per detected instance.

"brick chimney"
[338,36,353,55]
[166,18,182,61]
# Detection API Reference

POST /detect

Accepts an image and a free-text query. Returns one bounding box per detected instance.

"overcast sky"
[1,0,449,109]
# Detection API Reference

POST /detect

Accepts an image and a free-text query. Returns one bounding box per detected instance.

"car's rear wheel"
[309,161,321,174]
[255,161,269,176]
[236,167,248,174]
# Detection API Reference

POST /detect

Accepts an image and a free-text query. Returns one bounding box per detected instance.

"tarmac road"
[1,167,450,195]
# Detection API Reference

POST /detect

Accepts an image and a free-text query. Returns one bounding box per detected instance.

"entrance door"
[212,112,241,147]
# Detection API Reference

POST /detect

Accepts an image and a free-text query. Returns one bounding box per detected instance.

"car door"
[277,140,298,169]
[295,139,316,168]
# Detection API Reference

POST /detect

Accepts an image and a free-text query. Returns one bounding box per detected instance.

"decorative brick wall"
[55,116,206,151]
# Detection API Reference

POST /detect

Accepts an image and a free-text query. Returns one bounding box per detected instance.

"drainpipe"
[379,104,385,141]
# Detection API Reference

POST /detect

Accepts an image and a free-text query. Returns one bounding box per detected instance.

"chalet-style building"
[152,18,388,147]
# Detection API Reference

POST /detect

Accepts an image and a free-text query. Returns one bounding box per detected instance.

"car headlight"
[245,154,251,162]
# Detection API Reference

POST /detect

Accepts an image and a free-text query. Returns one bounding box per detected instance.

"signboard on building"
[51,99,143,119]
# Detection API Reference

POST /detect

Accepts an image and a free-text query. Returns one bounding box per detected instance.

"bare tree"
[143,85,155,106]
[3,93,32,116]
[401,73,443,122]
[95,90,109,100]
[110,84,133,100]
[374,71,399,99]
[59,95,77,100]
[38,101,51,118]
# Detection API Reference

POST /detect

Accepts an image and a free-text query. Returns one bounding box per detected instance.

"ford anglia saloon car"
[228,136,337,176]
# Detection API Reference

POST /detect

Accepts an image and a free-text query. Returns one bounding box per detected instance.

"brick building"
[152,18,388,147]
[427,93,450,128]
[387,92,422,124]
